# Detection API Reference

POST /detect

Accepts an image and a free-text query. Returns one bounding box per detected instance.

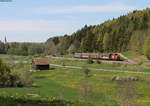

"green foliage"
[44,8,150,55]
[0,41,5,54]
[143,36,150,60]
[103,32,109,51]
[0,59,11,87]
[96,60,102,64]
[1,8,150,57]
[0,96,90,106]
[0,59,33,87]
[11,68,33,87]
[1,55,150,105]
[6,43,45,56]
[28,43,45,55]
[82,68,91,78]
[87,59,94,64]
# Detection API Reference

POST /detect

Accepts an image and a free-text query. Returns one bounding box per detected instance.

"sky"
[0,0,149,42]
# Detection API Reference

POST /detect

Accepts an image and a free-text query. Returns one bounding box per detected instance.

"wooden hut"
[32,58,50,70]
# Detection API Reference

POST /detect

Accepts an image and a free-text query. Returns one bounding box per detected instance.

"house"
[32,58,50,70]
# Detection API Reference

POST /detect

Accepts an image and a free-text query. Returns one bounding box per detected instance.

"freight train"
[74,53,121,61]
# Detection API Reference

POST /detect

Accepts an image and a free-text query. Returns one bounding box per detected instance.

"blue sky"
[0,0,149,42]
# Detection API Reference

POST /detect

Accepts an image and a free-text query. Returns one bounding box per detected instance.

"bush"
[0,96,92,106]
[87,58,94,64]
[96,60,101,64]
[11,69,33,87]
[0,59,33,87]
[82,68,91,78]
[0,59,11,87]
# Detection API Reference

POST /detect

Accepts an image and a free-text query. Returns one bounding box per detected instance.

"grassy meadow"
[49,58,150,73]
[122,51,150,63]
[0,55,150,105]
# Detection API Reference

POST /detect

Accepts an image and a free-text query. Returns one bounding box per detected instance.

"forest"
[0,8,150,59]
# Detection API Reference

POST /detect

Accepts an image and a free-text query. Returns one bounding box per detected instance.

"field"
[0,55,150,106]
[49,57,150,73]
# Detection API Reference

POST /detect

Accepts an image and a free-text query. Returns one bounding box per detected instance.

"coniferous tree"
[143,36,150,60]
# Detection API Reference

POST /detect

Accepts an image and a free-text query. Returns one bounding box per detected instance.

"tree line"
[0,8,150,59]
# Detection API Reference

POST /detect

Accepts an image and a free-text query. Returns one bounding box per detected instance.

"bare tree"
[82,67,91,78]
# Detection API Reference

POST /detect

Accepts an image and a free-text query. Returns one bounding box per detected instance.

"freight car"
[74,53,121,61]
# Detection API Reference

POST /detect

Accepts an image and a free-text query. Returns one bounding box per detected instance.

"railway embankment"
[48,55,138,65]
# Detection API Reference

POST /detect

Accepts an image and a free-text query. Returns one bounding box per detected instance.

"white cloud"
[34,3,137,14]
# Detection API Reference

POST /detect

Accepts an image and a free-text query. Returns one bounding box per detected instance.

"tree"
[45,41,57,55]
[103,32,109,52]
[96,33,103,52]
[52,37,59,45]
[143,36,150,60]
[0,41,5,54]
[129,31,145,54]
[28,44,44,55]
[83,67,91,78]
[0,59,11,87]
[80,31,95,52]
[68,40,80,53]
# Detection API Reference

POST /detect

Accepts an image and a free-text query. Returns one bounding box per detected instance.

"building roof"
[32,58,49,65]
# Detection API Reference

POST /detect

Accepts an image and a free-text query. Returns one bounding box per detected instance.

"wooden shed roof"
[32,58,49,65]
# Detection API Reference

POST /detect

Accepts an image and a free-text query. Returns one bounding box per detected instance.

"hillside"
[46,8,150,59]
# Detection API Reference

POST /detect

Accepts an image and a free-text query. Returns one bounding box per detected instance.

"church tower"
[4,36,7,44]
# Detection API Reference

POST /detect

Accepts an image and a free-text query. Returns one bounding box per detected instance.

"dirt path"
[50,64,150,75]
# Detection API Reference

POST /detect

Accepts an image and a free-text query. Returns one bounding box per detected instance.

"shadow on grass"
[50,67,56,70]
[0,96,91,106]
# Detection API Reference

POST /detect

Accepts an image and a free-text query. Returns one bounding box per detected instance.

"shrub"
[83,68,91,77]
[87,58,94,64]
[0,59,11,87]
[11,69,33,87]
[0,59,33,87]
[96,60,101,64]
[0,96,92,106]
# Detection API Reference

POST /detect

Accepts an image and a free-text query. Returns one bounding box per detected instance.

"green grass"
[122,51,150,62]
[0,54,33,63]
[0,96,89,106]
[49,58,150,73]
[63,54,74,58]
[0,54,150,105]
[1,64,150,105]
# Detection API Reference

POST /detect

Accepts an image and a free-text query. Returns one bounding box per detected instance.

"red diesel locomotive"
[74,53,121,60]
